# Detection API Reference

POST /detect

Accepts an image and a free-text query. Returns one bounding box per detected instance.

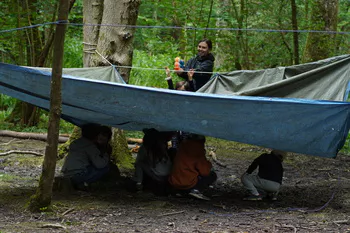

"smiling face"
[197,41,210,57]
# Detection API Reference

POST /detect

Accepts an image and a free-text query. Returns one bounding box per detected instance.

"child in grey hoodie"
[61,124,110,188]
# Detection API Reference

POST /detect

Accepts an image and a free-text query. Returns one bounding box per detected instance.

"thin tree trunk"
[83,0,104,67]
[230,0,243,70]
[28,0,69,212]
[37,0,76,67]
[291,0,299,64]
[302,0,339,62]
[37,3,58,67]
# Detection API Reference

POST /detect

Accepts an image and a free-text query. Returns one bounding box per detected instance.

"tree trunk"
[81,0,141,173]
[83,0,104,67]
[21,0,42,126]
[291,0,300,64]
[0,130,68,143]
[302,0,339,62]
[112,128,134,174]
[28,0,69,212]
[91,0,141,82]
[231,0,246,70]
[57,126,81,159]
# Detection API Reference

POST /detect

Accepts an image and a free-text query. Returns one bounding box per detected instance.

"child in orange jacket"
[168,134,217,200]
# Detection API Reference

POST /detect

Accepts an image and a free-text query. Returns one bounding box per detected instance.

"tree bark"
[81,0,141,173]
[83,0,104,67]
[302,0,339,62]
[291,0,300,64]
[28,0,69,212]
[91,0,141,82]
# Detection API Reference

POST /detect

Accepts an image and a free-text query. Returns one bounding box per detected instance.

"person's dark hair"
[81,123,100,140]
[175,81,190,91]
[271,150,287,161]
[142,128,169,166]
[199,38,212,50]
[99,125,112,140]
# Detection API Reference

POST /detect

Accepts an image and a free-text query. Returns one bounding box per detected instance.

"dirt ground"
[0,135,349,233]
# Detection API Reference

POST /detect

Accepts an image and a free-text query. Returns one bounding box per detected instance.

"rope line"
[0,21,67,34]
[93,49,219,74]
[1,21,349,35]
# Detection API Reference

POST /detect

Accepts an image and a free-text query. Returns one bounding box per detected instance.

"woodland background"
[0,0,349,149]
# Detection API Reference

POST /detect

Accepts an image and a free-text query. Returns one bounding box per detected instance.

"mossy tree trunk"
[57,126,81,159]
[112,128,134,174]
[302,0,339,62]
[80,0,141,171]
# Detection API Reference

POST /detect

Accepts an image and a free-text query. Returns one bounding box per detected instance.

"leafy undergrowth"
[0,136,350,233]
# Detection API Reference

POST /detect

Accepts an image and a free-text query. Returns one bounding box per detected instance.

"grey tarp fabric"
[28,65,125,84]
[199,54,350,101]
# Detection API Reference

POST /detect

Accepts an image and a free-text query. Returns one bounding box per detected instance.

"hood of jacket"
[70,137,95,151]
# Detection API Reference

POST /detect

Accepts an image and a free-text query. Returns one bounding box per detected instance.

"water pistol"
[174,57,185,70]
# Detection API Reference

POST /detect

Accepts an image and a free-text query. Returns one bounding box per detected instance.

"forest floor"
[0,135,350,233]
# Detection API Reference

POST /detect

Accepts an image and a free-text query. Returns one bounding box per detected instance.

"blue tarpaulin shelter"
[0,55,349,158]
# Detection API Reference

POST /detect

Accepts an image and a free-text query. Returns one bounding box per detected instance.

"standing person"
[132,128,173,195]
[241,150,286,201]
[61,123,111,190]
[168,134,217,200]
[175,38,215,90]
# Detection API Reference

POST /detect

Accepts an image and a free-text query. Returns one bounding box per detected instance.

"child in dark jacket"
[241,150,286,201]
[132,128,172,195]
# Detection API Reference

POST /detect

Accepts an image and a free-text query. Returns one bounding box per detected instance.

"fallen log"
[0,130,68,143]
[0,150,44,157]
[0,130,143,144]
[127,138,143,144]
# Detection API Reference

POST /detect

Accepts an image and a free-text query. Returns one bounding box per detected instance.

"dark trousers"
[173,171,217,195]
[192,171,217,191]
[70,165,109,186]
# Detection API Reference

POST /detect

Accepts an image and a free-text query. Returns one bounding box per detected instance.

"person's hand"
[165,66,171,79]
[175,68,184,75]
[188,69,194,81]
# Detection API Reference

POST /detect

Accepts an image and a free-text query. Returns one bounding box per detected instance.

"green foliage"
[64,0,84,68]
[0,108,74,134]
[129,50,183,88]
[124,130,143,139]
[63,36,83,68]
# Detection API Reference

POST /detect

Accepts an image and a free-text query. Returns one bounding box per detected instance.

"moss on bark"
[111,128,135,175]
[57,126,81,159]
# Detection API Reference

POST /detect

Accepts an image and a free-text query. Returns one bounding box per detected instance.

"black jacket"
[246,153,284,184]
[178,53,215,90]
[166,78,195,91]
